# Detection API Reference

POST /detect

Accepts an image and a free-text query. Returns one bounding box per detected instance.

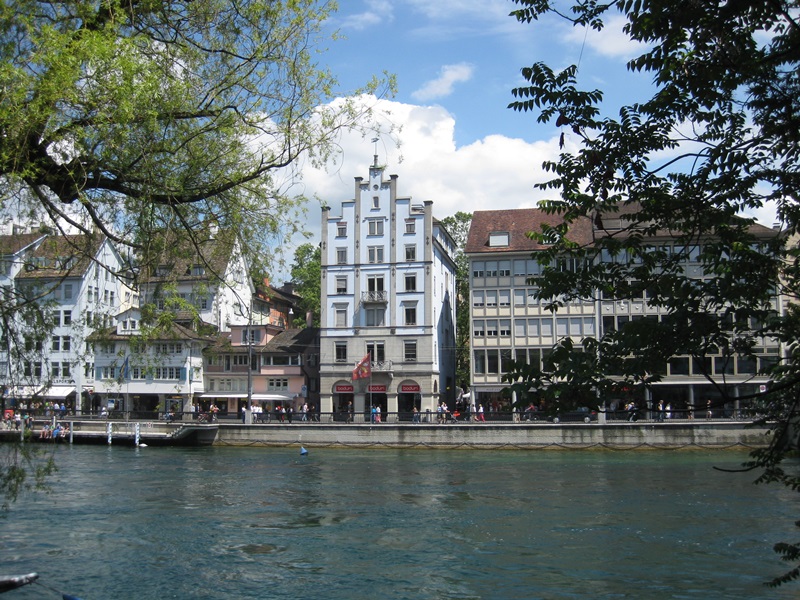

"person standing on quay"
[477,404,486,422]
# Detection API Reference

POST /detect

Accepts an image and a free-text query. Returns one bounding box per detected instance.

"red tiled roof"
[465,208,593,255]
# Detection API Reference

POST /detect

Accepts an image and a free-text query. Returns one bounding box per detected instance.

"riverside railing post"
[107,422,112,445]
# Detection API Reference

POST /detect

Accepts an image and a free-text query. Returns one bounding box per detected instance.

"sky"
[274,0,775,279]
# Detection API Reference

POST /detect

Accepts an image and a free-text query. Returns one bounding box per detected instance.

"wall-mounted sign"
[400,384,420,393]
[367,385,386,393]
[335,384,354,393]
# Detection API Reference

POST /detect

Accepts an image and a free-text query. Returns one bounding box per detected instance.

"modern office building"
[318,158,458,420]
[465,207,781,417]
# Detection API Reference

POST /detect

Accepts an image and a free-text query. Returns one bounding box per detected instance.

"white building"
[91,231,253,416]
[9,233,126,413]
[319,159,458,421]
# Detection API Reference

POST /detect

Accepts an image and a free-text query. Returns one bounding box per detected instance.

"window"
[473,320,485,337]
[541,319,553,337]
[486,320,498,336]
[368,219,384,236]
[486,290,498,307]
[335,342,348,362]
[513,260,527,277]
[404,341,417,362]
[366,342,385,362]
[499,289,511,307]
[499,261,511,277]
[336,277,347,294]
[63,284,73,300]
[404,303,417,326]
[405,274,416,292]
[52,336,60,351]
[500,320,511,336]
[63,311,72,326]
[405,219,415,234]
[473,350,485,374]
[367,275,384,292]
[473,262,485,278]
[62,336,71,351]
[368,246,384,263]
[514,319,526,337]
[487,349,499,373]
[489,232,510,247]
[268,378,289,390]
[372,195,380,209]
[336,248,347,264]
[405,245,416,261]
[337,223,347,237]
[335,305,347,328]
[473,291,485,307]
[366,307,385,326]
[191,264,206,276]
[53,312,61,327]
[528,319,540,336]
[485,262,498,277]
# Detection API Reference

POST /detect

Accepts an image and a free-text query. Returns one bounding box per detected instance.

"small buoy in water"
[300,446,308,455]
[138,443,148,448]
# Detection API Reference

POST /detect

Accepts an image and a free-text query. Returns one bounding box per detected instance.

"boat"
[0,572,38,593]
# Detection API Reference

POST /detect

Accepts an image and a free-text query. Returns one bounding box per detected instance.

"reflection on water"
[2,446,799,599]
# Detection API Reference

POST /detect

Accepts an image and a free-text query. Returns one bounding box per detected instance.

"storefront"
[397,382,421,419]
[333,382,354,416]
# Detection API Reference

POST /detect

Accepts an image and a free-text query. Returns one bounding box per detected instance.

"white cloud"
[273,96,562,279]
[340,0,394,31]
[411,63,475,101]
[564,15,646,60]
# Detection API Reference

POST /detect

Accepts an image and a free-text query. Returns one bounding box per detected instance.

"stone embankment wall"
[215,422,771,450]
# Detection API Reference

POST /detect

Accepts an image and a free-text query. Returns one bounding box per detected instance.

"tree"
[507,0,799,585]
[290,243,321,328]
[0,0,392,271]
[440,212,472,389]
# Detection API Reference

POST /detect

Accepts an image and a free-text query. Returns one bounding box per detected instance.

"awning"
[200,393,247,398]
[6,385,76,399]
[43,386,76,399]
[251,393,294,402]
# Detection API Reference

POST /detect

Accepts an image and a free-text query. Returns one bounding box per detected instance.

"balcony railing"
[361,290,388,303]
[371,360,393,372]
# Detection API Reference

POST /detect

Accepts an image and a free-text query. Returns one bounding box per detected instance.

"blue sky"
[275,0,776,278]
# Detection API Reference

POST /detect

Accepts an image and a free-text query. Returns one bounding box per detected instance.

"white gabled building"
[318,159,458,421]
[9,233,126,413]
[90,231,252,417]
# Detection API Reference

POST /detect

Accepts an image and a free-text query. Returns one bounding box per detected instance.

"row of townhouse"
[0,162,780,423]
[0,228,319,419]
[464,207,782,417]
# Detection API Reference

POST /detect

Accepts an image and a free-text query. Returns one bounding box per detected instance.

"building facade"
[318,159,458,421]
[465,208,781,418]
[7,233,126,413]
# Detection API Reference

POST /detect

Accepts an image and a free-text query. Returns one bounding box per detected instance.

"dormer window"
[489,232,510,247]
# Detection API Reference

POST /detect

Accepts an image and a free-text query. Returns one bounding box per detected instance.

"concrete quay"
[214,420,773,450]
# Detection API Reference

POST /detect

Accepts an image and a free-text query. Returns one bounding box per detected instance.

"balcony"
[371,360,393,372]
[361,290,388,304]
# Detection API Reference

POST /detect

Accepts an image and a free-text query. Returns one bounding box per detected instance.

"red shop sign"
[368,385,386,393]
[400,384,420,393]
[335,384,354,393]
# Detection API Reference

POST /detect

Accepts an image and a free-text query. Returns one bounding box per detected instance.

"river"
[2,445,798,599]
